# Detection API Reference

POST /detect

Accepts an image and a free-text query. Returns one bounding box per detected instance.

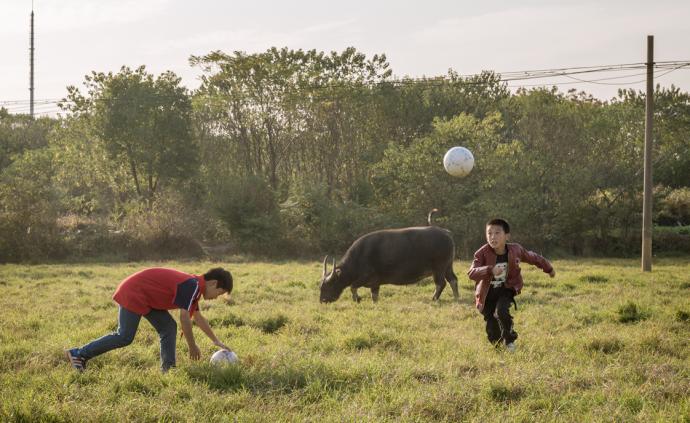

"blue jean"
[77,306,178,370]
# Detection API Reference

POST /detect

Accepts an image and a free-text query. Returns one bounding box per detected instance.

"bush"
[675,310,690,323]
[0,149,65,262]
[617,302,647,324]
[650,225,690,256]
[117,190,207,260]
[587,338,624,354]
[657,187,690,226]
[256,314,289,334]
[280,179,387,255]
[213,176,285,255]
[56,214,129,259]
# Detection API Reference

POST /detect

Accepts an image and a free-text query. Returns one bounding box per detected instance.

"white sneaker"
[505,342,516,353]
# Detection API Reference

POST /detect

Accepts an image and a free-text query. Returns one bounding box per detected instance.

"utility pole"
[29,4,35,119]
[641,35,654,271]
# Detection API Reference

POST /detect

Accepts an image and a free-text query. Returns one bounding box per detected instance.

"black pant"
[482,286,517,345]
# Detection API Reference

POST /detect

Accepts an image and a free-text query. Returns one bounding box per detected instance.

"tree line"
[1,47,689,262]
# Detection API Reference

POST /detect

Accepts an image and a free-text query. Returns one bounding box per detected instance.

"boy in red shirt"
[468,219,555,352]
[66,267,233,372]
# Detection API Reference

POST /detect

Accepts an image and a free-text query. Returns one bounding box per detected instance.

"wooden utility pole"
[641,35,654,271]
[30,7,35,119]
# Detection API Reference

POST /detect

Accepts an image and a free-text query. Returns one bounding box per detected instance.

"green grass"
[1,258,689,422]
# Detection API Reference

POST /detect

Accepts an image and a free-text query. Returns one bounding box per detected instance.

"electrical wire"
[2,61,689,114]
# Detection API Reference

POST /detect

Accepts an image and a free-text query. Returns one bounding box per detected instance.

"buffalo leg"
[432,271,446,301]
[370,286,380,302]
[351,287,362,303]
[446,267,460,301]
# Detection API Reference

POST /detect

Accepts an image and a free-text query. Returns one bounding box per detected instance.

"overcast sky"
[2,0,689,116]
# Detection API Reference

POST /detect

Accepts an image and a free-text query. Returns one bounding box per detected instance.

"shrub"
[280,179,387,255]
[213,176,285,255]
[587,338,624,354]
[0,149,65,262]
[657,187,690,226]
[486,383,524,402]
[209,314,245,328]
[675,310,690,323]
[579,274,609,283]
[617,302,647,324]
[653,229,690,254]
[118,190,207,260]
[257,314,289,334]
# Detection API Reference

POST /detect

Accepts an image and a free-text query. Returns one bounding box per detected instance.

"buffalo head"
[320,255,345,303]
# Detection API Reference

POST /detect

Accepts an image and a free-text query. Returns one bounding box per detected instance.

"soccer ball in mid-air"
[443,146,474,177]
[210,349,238,365]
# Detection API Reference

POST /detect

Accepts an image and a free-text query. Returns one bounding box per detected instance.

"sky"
[2,0,689,117]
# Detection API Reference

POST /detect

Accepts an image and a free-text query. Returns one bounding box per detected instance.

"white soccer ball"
[210,349,238,365]
[443,146,474,177]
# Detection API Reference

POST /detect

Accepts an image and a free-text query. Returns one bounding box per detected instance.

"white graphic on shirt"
[491,262,508,286]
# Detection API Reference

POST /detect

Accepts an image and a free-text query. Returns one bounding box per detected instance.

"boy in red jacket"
[468,219,555,351]
[65,267,233,372]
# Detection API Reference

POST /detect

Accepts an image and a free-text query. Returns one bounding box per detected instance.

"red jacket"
[468,243,553,310]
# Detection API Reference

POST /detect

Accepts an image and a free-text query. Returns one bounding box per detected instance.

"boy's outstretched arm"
[180,309,201,360]
[518,246,555,277]
[192,311,232,352]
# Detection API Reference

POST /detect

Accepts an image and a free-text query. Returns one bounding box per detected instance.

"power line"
[2,61,689,114]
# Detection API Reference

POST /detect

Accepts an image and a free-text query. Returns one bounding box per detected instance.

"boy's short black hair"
[204,267,233,293]
[486,218,510,234]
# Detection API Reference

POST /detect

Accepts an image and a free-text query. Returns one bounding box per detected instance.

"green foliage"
[212,175,284,254]
[587,338,624,354]
[658,187,690,226]
[2,48,690,261]
[192,47,391,196]
[654,87,690,188]
[256,314,289,334]
[0,111,55,171]
[617,301,647,324]
[49,116,130,217]
[579,274,609,283]
[119,189,207,260]
[209,313,245,328]
[280,178,384,254]
[486,383,524,402]
[372,112,503,253]
[62,66,196,203]
[0,149,63,261]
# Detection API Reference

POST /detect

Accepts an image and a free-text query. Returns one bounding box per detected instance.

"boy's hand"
[549,269,556,278]
[189,344,201,360]
[213,340,232,352]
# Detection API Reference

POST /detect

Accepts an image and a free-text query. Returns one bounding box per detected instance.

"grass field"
[1,258,689,422]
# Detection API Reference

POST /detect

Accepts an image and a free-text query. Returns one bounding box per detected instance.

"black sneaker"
[65,348,86,372]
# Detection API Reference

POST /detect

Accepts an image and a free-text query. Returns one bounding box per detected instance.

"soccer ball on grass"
[210,349,238,365]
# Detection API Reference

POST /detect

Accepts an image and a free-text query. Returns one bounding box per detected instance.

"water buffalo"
[319,211,459,303]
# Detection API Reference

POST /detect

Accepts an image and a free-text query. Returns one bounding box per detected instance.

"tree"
[191,47,393,194]
[0,109,55,172]
[371,112,504,254]
[61,66,196,205]
[0,148,61,261]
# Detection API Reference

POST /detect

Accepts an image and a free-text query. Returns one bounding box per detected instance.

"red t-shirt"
[112,268,206,316]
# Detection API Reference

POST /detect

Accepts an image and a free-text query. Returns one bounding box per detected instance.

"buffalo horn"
[322,255,329,278]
